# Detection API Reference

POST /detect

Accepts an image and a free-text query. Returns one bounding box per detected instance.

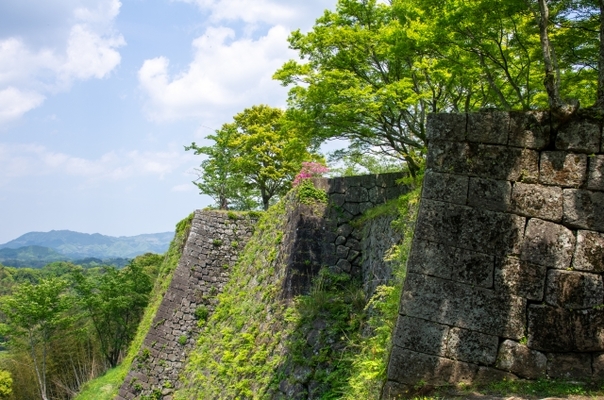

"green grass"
[74,212,194,400]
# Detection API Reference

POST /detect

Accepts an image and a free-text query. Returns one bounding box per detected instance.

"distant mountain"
[0,230,174,261]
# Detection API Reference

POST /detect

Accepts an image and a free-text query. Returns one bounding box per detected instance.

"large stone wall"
[117,210,257,400]
[384,111,604,397]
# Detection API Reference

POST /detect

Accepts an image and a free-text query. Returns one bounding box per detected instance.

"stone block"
[327,177,347,194]
[388,347,478,386]
[425,140,470,174]
[467,111,510,145]
[426,113,466,142]
[415,199,525,257]
[564,189,604,232]
[511,183,563,222]
[446,327,499,365]
[494,256,547,301]
[400,273,526,339]
[520,218,575,269]
[336,224,353,237]
[406,239,452,280]
[467,144,539,182]
[508,111,550,150]
[573,230,604,272]
[392,316,449,356]
[474,367,518,384]
[496,340,547,379]
[330,193,346,207]
[381,381,412,399]
[422,170,469,205]
[588,155,604,191]
[593,353,604,381]
[468,177,511,212]
[545,269,604,309]
[556,118,601,153]
[546,353,592,380]
[540,152,587,187]
[344,186,369,202]
[342,202,360,216]
[375,172,405,188]
[528,305,604,352]
[368,186,387,204]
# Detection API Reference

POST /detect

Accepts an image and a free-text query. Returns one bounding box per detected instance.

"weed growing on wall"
[176,200,290,399]
[340,184,421,399]
[74,213,194,400]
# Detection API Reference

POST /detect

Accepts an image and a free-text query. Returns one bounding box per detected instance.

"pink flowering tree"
[292,162,329,186]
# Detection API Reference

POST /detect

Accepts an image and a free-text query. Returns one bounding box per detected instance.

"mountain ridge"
[0,229,174,261]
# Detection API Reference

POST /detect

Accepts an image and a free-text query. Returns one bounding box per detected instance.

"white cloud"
[138,25,294,122]
[0,0,124,124]
[0,143,195,186]
[175,0,335,30]
[0,87,45,124]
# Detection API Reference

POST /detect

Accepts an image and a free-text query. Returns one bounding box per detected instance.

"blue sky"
[0,0,337,243]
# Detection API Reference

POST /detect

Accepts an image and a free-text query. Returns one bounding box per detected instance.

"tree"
[185,127,259,211]
[0,278,71,400]
[73,262,152,368]
[188,105,318,210]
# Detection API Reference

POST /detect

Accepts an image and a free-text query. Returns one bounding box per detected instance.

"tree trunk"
[537,0,562,110]
[597,0,604,109]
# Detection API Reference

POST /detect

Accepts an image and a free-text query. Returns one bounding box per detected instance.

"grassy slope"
[175,185,421,399]
[74,213,194,400]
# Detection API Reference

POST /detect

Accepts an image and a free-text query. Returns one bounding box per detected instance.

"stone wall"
[117,210,257,400]
[384,111,604,397]
[281,172,407,298]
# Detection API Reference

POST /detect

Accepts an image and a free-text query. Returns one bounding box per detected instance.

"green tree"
[0,278,71,400]
[188,105,317,210]
[0,370,11,399]
[185,127,259,211]
[73,262,152,368]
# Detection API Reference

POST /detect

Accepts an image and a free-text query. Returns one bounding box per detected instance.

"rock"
[520,218,575,269]
[540,152,587,187]
[427,113,466,142]
[496,340,547,379]
[467,111,510,145]
[494,256,547,301]
[446,327,499,365]
[511,182,563,222]
[508,111,550,150]
[556,118,601,154]
[468,177,511,212]
[392,315,449,357]
[423,170,469,205]
[545,269,604,309]
[546,353,592,380]
[563,189,604,232]
[573,230,604,272]
[587,155,604,191]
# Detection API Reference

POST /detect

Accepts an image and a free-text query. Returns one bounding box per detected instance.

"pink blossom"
[293,162,329,186]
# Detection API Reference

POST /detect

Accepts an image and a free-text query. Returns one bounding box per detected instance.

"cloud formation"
[0,0,124,124]
[0,142,195,186]
[138,0,335,124]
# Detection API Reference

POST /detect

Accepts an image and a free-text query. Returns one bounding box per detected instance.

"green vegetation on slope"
[74,212,194,400]
[174,181,421,399]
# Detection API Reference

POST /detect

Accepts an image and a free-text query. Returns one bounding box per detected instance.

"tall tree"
[188,105,317,210]
[0,278,71,400]
[73,262,152,368]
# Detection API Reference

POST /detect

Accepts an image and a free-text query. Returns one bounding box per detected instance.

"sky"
[0,0,338,244]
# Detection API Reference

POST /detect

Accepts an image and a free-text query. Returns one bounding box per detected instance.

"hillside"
[0,230,173,261]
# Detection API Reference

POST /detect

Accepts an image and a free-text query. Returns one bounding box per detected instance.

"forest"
[1,0,603,398]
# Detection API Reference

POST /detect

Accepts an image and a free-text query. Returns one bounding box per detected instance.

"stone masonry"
[384,111,604,398]
[117,210,257,400]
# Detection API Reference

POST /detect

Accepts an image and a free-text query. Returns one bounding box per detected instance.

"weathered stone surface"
[540,152,587,187]
[446,327,499,365]
[520,218,575,269]
[468,177,511,212]
[573,230,604,272]
[381,381,412,399]
[494,257,547,301]
[496,340,546,379]
[407,239,494,287]
[427,142,539,183]
[407,239,452,280]
[427,112,466,142]
[344,186,369,202]
[508,111,550,150]
[593,353,604,381]
[511,183,563,222]
[556,118,601,154]
[528,305,604,352]
[545,269,604,309]
[588,155,604,191]
[393,316,449,356]
[400,273,526,339]
[467,112,510,145]
[564,189,604,232]
[474,367,518,384]
[415,199,525,257]
[361,214,401,297]
[388,347,478,386]
[546,353,592,380]
[422,170,469,205]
